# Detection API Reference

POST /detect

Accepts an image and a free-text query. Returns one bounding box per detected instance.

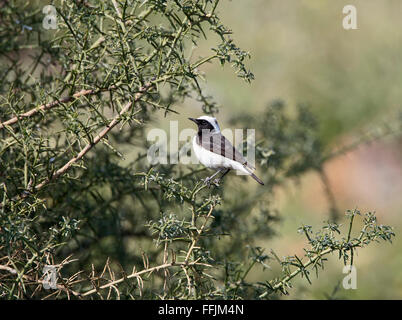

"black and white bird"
[189,116,264,186]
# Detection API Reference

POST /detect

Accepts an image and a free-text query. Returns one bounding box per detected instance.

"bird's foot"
[203,177,220,188]
[202,177,212,187]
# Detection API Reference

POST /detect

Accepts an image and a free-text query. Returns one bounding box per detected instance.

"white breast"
[192,136,250,174]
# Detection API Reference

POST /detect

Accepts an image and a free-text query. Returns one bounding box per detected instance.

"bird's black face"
[188,118,215,132]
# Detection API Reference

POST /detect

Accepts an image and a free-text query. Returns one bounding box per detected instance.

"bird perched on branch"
[189,116,264,186]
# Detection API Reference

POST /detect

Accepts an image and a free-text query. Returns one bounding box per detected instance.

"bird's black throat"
[195,119,215,139]
[197,120,215,132]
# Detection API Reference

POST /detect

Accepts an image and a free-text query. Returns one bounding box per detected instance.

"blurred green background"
[169,0,402,299]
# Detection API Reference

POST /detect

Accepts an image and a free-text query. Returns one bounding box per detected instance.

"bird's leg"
[203,169,222,186]
[213,168,230,185]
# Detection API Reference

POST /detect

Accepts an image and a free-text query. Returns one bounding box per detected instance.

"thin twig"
[318,168,340,222]
[184,205,214,263]
[258,247,333,298]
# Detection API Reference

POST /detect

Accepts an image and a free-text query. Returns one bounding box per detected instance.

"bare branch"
[81,260,212,297]
[0,88,112,130]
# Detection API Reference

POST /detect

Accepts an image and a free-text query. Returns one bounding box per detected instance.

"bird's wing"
[199,132,255,169]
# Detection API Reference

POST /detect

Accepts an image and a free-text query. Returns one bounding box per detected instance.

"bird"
[189,116,264,186]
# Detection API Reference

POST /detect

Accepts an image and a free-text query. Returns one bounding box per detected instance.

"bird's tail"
[242,164,264,185]
[250,172,264,185]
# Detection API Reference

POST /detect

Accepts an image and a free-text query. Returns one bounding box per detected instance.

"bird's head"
[188,116,220,133]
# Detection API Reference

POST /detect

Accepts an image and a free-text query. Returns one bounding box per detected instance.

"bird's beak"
[188,117,198,124]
